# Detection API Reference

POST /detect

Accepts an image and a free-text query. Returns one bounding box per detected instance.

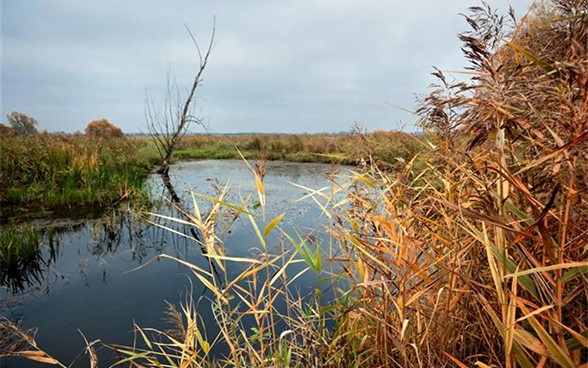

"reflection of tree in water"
[76,202,210,287]
[149,179,245,287]
[87,203,201,265]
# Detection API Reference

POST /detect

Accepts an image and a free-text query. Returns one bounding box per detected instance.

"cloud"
[2,0,534,133]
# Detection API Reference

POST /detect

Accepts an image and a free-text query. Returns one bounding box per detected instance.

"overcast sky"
[1,0,533,134]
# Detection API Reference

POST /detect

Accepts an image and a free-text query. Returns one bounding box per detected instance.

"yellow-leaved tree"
[85,119,124,139]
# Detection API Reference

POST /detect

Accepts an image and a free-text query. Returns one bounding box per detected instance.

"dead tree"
[147,23,215,202]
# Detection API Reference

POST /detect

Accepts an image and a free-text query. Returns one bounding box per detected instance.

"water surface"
[0,160,348,367]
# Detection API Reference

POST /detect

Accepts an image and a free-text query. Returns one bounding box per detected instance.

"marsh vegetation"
[0,133,156,215]
[1,1,587,367]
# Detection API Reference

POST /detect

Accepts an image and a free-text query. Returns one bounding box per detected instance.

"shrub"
[85,119,125,139]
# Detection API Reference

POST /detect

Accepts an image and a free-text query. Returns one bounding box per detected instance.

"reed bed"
[173,130,422,167]
[0,134,157,213]
[3,1,586,367]
[112,2,586,366]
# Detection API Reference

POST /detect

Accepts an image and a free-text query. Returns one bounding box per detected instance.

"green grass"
[172,131,422,167]
[113,2,588,367]
[0,226,43,293]
[0,134,158,214]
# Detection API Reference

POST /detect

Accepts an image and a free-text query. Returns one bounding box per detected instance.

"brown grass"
[4,1,587,367]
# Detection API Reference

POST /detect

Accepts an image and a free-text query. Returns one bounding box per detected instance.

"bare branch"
[184,23,203,66]
[146,20,216,202]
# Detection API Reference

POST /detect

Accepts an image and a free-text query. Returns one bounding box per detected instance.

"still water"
[0,160,348,367]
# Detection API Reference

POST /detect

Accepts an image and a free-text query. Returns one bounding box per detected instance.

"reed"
[0,133,157,214]
[173,130,422,167]
[0,226,44,294]
[4,1,586,367]
[114,2,587,366]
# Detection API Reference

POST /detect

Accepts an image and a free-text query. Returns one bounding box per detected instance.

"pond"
[0,160,350,367]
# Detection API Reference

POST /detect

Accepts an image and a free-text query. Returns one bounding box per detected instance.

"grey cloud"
[2,0,534,133]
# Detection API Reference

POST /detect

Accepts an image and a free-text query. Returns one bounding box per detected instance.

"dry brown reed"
[4,1,586,367]
[324,2,587,366]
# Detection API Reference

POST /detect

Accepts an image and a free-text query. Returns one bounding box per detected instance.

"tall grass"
[0,133,157,213]
[115,2,586,366]
[4,1,586,367]
[110,156,350,367]
[0,226,44,294]
[173,130,422,167]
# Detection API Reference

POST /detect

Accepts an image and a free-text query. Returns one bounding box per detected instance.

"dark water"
[0,160,348,367]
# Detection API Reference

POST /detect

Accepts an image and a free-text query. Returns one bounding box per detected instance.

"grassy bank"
[0,130,422,216]
[0,134,158,216]
[173,130,422,167]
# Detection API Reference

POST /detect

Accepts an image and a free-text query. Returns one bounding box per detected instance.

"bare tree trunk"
[148,23,215,202]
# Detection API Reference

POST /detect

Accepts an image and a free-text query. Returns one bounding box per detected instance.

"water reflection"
[0,211,141,294]
[0,226,46,294]
[0,160,347,367]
